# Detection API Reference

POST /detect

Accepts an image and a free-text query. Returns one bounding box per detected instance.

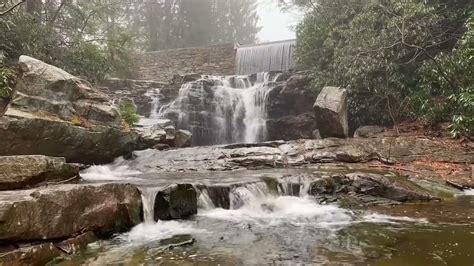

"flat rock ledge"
[0,155,79,191]
[0,183,142,264]
[127,137,473,173]
[0,183,141,242]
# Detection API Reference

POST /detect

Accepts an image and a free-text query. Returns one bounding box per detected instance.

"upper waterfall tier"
[236,40,296,75]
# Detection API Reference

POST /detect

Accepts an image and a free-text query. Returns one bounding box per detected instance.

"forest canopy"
[293,0,473,137]
[0,0,260,81]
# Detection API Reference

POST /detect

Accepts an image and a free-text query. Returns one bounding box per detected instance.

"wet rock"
[0,155,79,190]
[154,184,197,220]
[310,172,433,203]
[0,183,142,242]
[0,242,62,265]
[313,86,349,138]
[0,109,140,165]
[196,185,231,209]
[267,113,317,141]
[138,119,178,147]
[153,143,171,151]
[175,129,192,148]
[0,97,10,117]
[345,173,433,202]
[98,78,174,117]
[266,72,318,141]
[354,125,386,138]
[0,232,97,265]
[159,235,195,250]
[164,125,176,140]
[121,137,472,173]
[221,140,285,149]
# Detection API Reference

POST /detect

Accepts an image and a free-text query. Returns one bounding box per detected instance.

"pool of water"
[52,188,474,265]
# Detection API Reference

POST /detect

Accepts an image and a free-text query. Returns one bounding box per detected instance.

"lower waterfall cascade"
[156,72,281,146]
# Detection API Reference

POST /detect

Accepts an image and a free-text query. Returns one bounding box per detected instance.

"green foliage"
[0,1,137,82]
[416,13,474,137]
[0,67,16,98]
[119,100,139,126]
[295,0,473,137]
[61,43,110,83]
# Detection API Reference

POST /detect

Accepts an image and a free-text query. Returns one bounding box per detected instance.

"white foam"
[463,189,474,196]
[80,165,141,181]
[200,195,353,229]
[118,220,202,244]
[362,213,428,224]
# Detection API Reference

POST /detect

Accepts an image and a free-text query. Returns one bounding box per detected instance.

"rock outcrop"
[175,129,192,148]
[98,78,177,117]
[0,56,157,164]
[99,71,318,144]
[0,155,79,190]
[309,172,433,203]
[154,184,197,221]
[0,183,142,242]
[14,56,121,126]
[313,86,349,138]
[0,109,140,164]
[125,137,473,173]
[266,71,318,141]
[0,232,97,265]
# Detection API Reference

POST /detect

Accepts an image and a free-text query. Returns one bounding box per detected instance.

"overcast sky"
[256,0,302,42]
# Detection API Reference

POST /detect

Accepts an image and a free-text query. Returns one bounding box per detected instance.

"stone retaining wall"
[136,43,236,83]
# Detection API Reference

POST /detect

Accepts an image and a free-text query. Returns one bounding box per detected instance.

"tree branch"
[0,0,25,16]
[50,0,66,24]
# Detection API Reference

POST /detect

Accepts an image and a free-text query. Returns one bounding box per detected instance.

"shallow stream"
[58,163,474,265]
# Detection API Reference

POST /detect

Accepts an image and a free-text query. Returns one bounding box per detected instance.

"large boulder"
[0,232,97,265]
[175,129,192,148]
[313,87,349,138]
[267,113,318,141]
[266,71,318,141]
[0,56,162,164]
[310,172,433,203]
[0,109,140,164]
[137,119,175,147]
[0,155,79,190]
[154,184,197,221]
[14,55,120,126]
[0,183,142,242]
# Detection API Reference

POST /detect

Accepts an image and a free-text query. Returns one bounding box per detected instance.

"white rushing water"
[199,182,353,229]
[159,72,279,145]
[139,187,162,223]
[463,189,474,196]
[236,40,296,75]
[80,160,141,181]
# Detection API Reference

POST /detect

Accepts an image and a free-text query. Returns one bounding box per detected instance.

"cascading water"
[145,89,161,119]
[159,72,280,145]
[139,187,161,223]
[236,40,296,75]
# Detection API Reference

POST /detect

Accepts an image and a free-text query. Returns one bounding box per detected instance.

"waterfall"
[145,89,161,119]
[236,40,296,75]
[139,187,161,223]
[196,188,216,210]
[159,72,280,146]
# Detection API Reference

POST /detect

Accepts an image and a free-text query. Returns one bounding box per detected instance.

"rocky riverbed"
[0,56,472,265]
[1,134,472,264]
